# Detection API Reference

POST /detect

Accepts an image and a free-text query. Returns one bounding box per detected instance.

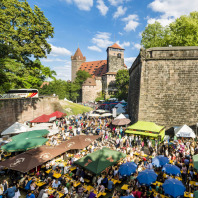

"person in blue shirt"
[4,185,16,198]
[26,191,35,198]
[107,179,114,191]
[24,179,32,190]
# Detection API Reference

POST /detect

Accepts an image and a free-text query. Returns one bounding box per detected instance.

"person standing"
[4,184,16,198]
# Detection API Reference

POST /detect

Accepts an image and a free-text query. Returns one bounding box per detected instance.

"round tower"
[71,47,86,82]
[107,43,125,72]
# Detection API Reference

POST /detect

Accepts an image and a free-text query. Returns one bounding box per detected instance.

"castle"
[71,43,127,102]
[128,46,198,128]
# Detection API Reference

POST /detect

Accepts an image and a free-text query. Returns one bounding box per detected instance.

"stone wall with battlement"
[128,46,198,128]
[0,97,63,134]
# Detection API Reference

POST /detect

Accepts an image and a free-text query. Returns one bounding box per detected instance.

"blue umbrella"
[121,196,135,198]
[119,162,137,176]
[152,155,169,167]
[162,178,185,198]
[137,169,157,185]
[162,164,181,176]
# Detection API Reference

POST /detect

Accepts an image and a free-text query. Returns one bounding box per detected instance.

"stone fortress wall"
[128,46,198,128]
[0,97,63,134]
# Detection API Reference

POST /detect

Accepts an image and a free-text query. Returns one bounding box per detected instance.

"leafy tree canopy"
[0,0,56,93]
[74,70,91,86]
[115,69,129,101]
[141,11,198,48]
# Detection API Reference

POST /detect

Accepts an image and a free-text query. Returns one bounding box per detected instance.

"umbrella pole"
[36,166,37,172]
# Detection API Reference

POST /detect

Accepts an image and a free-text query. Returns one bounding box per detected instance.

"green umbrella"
[1,137,48,152]
[193,154,198,169]
[194,190,198,198]
[74,147,126,175]
[11,129,49,141]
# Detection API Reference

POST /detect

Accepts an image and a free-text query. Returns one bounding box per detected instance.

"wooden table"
[184,192,193,197]
[111,178,121,184]
[190,181,198,186]
[53,173,62,178]
[70,166,76,171]
[46,169,52,174]
[84,185,93,191]
[121,184,129,190]
[153,181,163,186]
[73,181,81,187]
[36,181,46,187]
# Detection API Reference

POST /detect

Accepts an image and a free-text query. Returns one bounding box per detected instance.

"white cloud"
[116,41,130,48]
[91,32,113,49]
[113,6,127,19]
[124,57,136,68]
[133,43,141,50]
[50,44,72,56]
[88,45,102,52]
[61,0,93,11]
[118,32,123,36]
[108,0,123,6]
[138,31,143,38]
[42,58,67,62]
[96,0,109,16]
[148,0,198,26]
[122,14,139,32]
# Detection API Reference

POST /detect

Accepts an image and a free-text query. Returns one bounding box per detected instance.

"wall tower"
[71,47,86,82]
[107,43,125,72]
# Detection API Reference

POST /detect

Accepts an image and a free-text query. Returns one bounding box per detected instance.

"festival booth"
[74,147,126,175]
[112,113,131,126]
[125,121,165,141]
[1,122,29,136]
[49,111,66,119]
[174,124,195,138]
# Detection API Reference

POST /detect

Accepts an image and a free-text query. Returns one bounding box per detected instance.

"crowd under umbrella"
[136,169,157,185]
[152,155,169,167]
[162,164,181,176]
[162,178,186,198]
[1,137,48,152]
[118,162,137,176]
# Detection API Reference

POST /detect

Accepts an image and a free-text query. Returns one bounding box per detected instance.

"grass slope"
[60,100,92,116]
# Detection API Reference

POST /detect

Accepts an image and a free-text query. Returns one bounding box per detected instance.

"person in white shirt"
[42,190,48,198]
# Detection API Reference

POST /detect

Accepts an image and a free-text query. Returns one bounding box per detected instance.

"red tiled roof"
[106,72,117,75]
[108,43,124,50]
[79,60,107,77]
[83,78,96,86]
[72,48,85,60]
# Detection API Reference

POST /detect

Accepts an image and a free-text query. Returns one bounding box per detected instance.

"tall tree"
[141,12,198,49]
[0,0,55,92]
[115,69,129,101]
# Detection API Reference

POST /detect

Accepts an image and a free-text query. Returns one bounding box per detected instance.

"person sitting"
[52,179,61,188]
[101,176,108,188]
[107,179,114,191]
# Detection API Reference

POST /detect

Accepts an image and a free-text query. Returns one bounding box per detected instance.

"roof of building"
[105,72,117,75]
[79,60,107,77]
[72,47,85,60]
[108,43,124,50]
[83,78,96,86]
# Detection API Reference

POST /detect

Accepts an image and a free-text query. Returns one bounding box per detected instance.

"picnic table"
[121,184,129,190]
[184,192,193,197]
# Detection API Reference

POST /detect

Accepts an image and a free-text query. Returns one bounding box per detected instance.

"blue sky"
[27,0,198,80]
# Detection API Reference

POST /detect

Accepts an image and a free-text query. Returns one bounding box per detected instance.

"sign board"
[49,116,56,122]
[112,108,117,118]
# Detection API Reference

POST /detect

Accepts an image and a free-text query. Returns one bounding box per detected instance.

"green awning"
[74,147,126,175]
[1,137,48,152]
[127,121,164,133]
[193,154,198,170]
[125,129,165,138]
[11,129,49,141]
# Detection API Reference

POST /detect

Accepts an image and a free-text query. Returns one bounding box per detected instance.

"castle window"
[117,53,121,58]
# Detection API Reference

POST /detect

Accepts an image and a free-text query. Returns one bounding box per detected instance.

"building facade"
[128,46,198,128]
[71,43,127,102]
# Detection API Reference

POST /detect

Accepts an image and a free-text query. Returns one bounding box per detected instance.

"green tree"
[74,70,91,86]
[115,69,129,101]
[141,21,170,49]
[141,11,198,49]
[0,0,55,92]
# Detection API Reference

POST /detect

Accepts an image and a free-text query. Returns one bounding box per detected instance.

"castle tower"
[107,43,125,72]
[71,47,86,82]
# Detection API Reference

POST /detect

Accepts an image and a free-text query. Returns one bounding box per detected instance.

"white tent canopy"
[100,113,112,117]
[2,122,29,136]
[115,113,126,120]
[89,113,100,117]
[28,123,53,131]
[174,124,195,138]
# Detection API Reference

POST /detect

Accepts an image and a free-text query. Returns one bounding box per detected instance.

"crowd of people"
[0,111,198,198]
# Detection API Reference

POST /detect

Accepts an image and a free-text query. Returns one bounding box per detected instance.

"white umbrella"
[100,113,112,117]
[116,106,125,114]
[174,124,195,138]
[89,113,100,117]
[115,103,124,108]
[95,109,106,113]
[2,122,29,136]
[47,128,59,136]
[115,113,126,120]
